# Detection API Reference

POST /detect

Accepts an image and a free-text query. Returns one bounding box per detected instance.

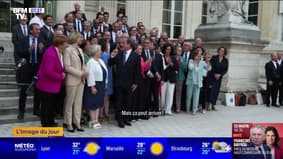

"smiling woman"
[265,126,283,159]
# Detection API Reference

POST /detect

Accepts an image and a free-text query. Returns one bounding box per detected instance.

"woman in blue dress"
[98,38,113,120]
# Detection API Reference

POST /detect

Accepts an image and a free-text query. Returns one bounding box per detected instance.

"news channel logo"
[0,46,4,54]
[83,142,100,156]
[10,7,44,20]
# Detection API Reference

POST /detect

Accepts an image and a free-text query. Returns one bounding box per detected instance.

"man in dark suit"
[109,38,141,128]
[73,10,84,33]
[140,38,154,119]
[265,53,280,107]
[277,53,283,106]
[81,20,94,40]
[121,16,129,34]
[12,18,29,66]
[110,22,120,45]
[103,12,112,32]
[63,22,74,37]
[191,37,205,55]
[234,125,272,159]
[17,23,45,119]
[149,42,164,117]
[39,15,54,49]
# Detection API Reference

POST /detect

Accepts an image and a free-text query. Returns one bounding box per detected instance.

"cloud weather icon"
[212,141,231,153]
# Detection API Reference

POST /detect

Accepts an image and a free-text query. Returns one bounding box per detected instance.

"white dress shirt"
[124,49,132,63]
[55,47,64,67]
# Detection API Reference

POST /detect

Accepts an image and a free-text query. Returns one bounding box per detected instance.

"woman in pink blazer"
[36,34,68,127]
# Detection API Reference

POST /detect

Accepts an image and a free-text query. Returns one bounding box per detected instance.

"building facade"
[1,0,283,91]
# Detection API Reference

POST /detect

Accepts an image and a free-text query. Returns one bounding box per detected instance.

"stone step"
[0,104,33,116]
[0,89,19,97]
[0,112,39,124]
[0,74,16,82]
[0,96,33,108]
[0,62,15,68]
[0,68,16,75]
[0,82,19,89]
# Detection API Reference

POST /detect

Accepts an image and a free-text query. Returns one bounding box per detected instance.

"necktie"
[258,147,265,159]
[78,21,81,32]
[276,62,280,68]
[123,52,126,64]
[23,26,27,36]
[31,38,35,64]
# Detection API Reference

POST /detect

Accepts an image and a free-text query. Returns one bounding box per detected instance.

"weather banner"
[0,137,232,159]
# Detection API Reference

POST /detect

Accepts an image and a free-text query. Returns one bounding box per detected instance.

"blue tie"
[123,52,126,64]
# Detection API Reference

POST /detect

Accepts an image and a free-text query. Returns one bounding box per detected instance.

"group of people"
[12,3,229,132]
[234,125,283,159]
[265,53,283,107]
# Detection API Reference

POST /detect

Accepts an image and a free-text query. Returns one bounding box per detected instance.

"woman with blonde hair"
[64,32,88,132]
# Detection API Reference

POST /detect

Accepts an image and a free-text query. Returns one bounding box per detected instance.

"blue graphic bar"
[0,137,232,159]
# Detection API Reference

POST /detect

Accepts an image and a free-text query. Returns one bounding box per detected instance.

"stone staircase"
[0,33,39,124]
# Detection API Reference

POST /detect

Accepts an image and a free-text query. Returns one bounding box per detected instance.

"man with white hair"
[234,125,272,159]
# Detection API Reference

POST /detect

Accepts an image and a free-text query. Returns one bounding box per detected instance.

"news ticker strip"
[0,137,232,159]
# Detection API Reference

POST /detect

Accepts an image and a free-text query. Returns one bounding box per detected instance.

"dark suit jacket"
[163,55,178,83]
[104,23,112,32]
[234,143,272,159]
[39,25,54,49]
[73,19,85,32]
[12,24,27,53]
[109,50,142,89]
[265,61,280,82]
[210,55,228,80]
[17,36,45,83]
[80,31,94,40]
[150,52,164,80]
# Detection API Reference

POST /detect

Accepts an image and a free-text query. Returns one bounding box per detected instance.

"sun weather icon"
[150,142,164,156]
[83,142,100,155]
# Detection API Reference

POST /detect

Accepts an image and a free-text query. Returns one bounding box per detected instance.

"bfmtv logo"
[11,7,44,20]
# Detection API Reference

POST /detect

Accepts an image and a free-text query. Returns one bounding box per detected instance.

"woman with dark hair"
[160,43,178,115]
[265,126,283,159]
[186,48,207,115]
[208,47,228,111]
[98,38,113,121]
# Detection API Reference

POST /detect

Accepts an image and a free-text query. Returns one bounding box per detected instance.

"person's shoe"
[272,104,280,108]
[201,110,206,114]
[118,122,125,128]
[17,112,24,120]
[207,104,212,111]
[166,112,173,115]
[67,128,75,133]
[192,112,197,115]
[76,128,85,132]
[212,106,217,111]
[124,121,132,126]
[266,104,270,107]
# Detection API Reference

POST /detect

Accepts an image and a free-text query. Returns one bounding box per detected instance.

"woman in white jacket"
[85,44,108,129]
